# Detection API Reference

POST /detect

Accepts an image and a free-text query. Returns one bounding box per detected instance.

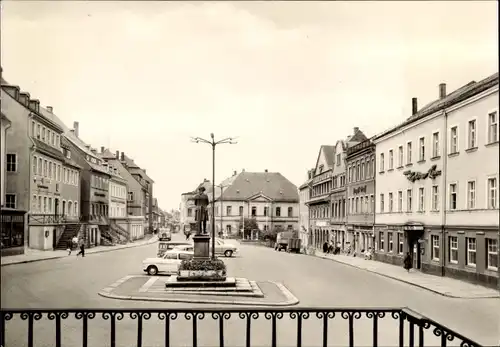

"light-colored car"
[172,239,238,257]
[170,244,195,253]
[142,250,193,276]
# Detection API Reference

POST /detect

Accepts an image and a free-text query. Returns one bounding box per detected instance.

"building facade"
[298,176,311,248]
[373,73,499,288]
[346,138,376,254]
[330,140,348,249]
[212,171,299,239]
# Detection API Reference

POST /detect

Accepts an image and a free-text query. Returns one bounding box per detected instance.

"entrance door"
[54,199,59,215]
[52,228,57,249]
[412,242,422,270]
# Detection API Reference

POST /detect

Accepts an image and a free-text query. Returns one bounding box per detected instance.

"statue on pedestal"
[193,186,209,235]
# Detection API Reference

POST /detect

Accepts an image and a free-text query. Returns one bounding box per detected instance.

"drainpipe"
[27,114,37,251]
[440,108,449,277]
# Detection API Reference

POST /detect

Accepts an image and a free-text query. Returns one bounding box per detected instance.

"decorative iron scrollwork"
[315,311,335,319]
[102,312,124,321]
[158,312,178,321]
[341,311,362,320]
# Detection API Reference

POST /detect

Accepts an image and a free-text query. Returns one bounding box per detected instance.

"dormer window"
[66,150,71,159]
[86,155,90,161]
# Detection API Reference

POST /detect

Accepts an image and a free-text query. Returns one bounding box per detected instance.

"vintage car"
[159,228,172,241]
[172,238,239,257]
[157,241,192,257]
[142,250,193,276]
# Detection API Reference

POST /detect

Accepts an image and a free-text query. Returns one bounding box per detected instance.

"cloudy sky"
[1,1,497,211]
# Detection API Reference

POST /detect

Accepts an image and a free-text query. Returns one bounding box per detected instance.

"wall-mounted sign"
[94,192,106,197]
[353,186,367,195]
[403,165,442,183]
[403,224,424,232]
[37,185,48,189]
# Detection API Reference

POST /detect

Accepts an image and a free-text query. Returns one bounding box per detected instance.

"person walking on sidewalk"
[76,241,85,257]
[403,252,412,272]
[322,241,328,254]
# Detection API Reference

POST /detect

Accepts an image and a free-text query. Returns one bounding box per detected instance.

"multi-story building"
[152,198,160,231]
[100,149,145,240]
[1,109,27,256]
[1,81,83,252]
[211,170,299,240]
[180,179,213,234]
[298,174,312,248]
[306,146,334,248]
[373,72,498,288]
[119,152,154,234]
[346,137,376,254]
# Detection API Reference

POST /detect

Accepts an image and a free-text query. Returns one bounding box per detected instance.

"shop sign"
[403,224,424,232]
[315,221,328,227]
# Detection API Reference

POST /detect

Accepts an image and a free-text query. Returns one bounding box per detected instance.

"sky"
[1,1,498,212]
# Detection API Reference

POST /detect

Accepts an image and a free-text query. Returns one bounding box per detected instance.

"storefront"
[347,224,374,254]
[1,209,26,257]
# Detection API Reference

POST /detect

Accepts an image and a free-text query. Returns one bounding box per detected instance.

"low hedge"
[178,258,227,275]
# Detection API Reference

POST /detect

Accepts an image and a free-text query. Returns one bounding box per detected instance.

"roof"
[33,138,66,162]
[374,72,499,141]
[321,145,335,167]
[299,179,312,190]
[121,153,154,183]
[215,171,299,202]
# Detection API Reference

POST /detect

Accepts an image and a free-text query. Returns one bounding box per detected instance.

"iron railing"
[28,214,65,225]
[0,308,482,347]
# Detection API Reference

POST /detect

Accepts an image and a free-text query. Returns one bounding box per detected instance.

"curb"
[98,276,299,307]
[1,237,158,267]
[315,254,499,299]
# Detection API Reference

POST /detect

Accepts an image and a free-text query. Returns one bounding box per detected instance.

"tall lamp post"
[191,134,237,259]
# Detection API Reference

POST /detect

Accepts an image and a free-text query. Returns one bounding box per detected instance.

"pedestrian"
[76,241,85,257]
[403,252,412,272]
[66,239,73,255]
[322,241,328,254]
[328,241,334,254]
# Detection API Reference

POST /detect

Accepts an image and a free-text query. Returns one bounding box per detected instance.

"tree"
[237,217,259,234]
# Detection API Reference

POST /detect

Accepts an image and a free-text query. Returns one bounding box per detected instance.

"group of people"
[67,236,86,257]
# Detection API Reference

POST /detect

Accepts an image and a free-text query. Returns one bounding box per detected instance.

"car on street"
[157,241,193,257]
[142,250,193,276]
[158,228,172,241]
[172,239,239,257]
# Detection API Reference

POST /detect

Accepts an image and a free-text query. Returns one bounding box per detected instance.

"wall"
[0,116,10,207]
[28,225,65,250]
[61,163,81,219]
[109,179,127,218]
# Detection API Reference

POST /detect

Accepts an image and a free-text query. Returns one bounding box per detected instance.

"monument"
[192,186,210,259]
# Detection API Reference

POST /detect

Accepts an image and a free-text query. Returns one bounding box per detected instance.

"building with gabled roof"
[210,170,299,239]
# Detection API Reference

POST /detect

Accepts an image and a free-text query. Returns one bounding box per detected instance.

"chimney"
[353,127,359,134]
[439,83,446,99]
[233,170,237,176]
[101,146,105,153]
[46,106,53,113]
[73,121,79,137]
[412,97,418,115]
[264,169,268,173]
[115,150,119,159]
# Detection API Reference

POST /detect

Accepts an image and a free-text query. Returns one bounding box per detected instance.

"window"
[432,185,439,211]
[276,207,281,217]
[33,156,37,175]
[449,184,457,210]
[388,232,393,252]
[379,153,384,171]
[419,137,425,161]
[418,187,425,211]
[356,162,360,180]
[74,202,78,216]
[467,181,476,209]
[487,238,498,270]
[449,236,458,264]
[5,194,16,208]
[432,132,440,157]
[466,238,476,266]
[488,111,498,143]
[43,197,47,213]
[370,195,374,213]
[380,194,385,213]
[398,191,403,212]
[38,158,42,175]
[226,225,232,234]
[187,208,192,217]
[227,206,232,216]
[37,124,41,138]
[42,127,46,141]
[48,162,52,179]
[336,153,341,165]
[388,150,393,169]
[288,207,293,217]
[371,157,375,177]
[360,197,364,213]
[48,198,53,214]
[128,192,134,202]
[431,235,440,260]
[467,120,477,148]
[406,189,412,212]
[487,178,497,209]
[31,121,35,135]
[348,167,352,183]
[361,162,365,180]
[264,206,268,216]
[251,206,257,217]
[398,146,403,167]
[450,126,458,153]
[365,195,368,213]
[398,233,404,254]
[44,160,48,177]
[379,232,384,251]
[238,206,243,216]
[6,154,17,172]
[388,192,393,212]
[406,142,412,164]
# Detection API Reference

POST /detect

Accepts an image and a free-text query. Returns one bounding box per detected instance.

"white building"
[298,175,312,248]
[0,112,11,208]
[373,72,498,288]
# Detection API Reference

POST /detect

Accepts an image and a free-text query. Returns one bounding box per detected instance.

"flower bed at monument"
[178,258,227,281]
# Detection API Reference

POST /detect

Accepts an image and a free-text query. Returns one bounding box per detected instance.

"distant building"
[298,172,312,248]
[211,170,299,240]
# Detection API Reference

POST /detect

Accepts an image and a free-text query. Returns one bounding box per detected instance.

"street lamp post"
[191,134,237,259]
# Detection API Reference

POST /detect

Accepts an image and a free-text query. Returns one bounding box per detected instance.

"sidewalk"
[315,252,499,299]
[1,234,158,267]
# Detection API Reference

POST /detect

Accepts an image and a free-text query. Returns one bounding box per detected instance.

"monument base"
[192,234,211,259]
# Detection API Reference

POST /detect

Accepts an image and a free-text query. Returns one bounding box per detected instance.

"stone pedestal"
[193,234,210,259]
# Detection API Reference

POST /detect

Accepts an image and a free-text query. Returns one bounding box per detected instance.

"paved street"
[2,234,499,347]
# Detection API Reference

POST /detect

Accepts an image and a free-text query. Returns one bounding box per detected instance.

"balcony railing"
[29,214,65,225]
[0,307,482,347]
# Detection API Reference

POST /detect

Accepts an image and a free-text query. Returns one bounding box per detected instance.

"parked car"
[275,231,301,252]
[157,241,192,257]
[143,250,193,276]
[214,238,239,257]
[159,228,172,241]
[170,244,195,253]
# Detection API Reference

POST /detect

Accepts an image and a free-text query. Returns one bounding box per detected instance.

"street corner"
[99,275,299,306]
